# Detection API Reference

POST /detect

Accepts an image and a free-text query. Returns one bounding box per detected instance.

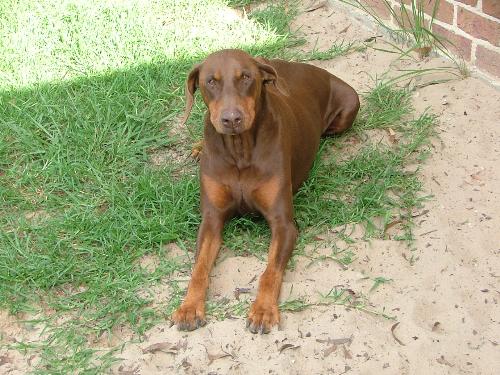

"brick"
[475,45,500,78]
[432,23,472,61]
[455,0,477,6]
[482,0,500,19]
[401,0,454,24]
[360,0,391,20]
[457,7,500,46]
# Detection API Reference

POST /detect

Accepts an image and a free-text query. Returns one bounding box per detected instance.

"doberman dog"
[172,49,359,334]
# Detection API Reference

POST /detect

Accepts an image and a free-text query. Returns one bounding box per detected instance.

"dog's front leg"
[247,182,297,334]
[172,174,232,331]
[172,213,224,330]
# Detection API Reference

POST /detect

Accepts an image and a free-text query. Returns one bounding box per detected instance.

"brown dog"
[172,49,359,334]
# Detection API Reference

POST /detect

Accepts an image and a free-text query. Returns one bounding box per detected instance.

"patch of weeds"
[279,298,311,312]
[163,281,185,317]
[341,0,468,74]
[277,287,394,319]
[319,287,395,319]
[207,298,251,320]
[223,216,272,256]
[226,0,260,8]
[370,276,392,292]
[309,249,357,270]
[354,80,413,131]
[341,0,439,57]
[250,1,298,37]
[295,40,360,61]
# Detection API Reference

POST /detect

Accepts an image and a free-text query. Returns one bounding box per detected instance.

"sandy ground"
[1,1,499,374]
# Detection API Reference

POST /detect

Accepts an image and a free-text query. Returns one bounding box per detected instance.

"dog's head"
[181,49,281,135]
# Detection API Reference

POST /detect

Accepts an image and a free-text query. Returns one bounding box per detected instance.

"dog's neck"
[221,131,256,170]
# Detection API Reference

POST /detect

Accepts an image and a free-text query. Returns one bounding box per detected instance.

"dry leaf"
[384,219,402,233]
[470,172,481,181]
[279,343,300,354]
[206,351,231,365]
[204,345,234,365]
[0,355,12,367]
[142,341,179,354]
[342,345,353,359]
[432,322,441,332]
[117,364,140,375]
[316,336,353,346]
[304,0,328,12]
[415,46,432,58]
[339,24,351,34]
[391,322,405,346]
[234,287,251,300]
[386,128,398,144]
[436,355,454,367]
[181,358,191,368]
[322,344,337,357]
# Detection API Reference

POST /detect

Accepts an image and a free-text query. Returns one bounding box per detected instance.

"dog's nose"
[221,110,242,128]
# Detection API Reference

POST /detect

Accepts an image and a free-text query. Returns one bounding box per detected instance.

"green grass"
[0,0,435,373]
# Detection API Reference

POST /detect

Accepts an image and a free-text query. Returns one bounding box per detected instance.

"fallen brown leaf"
[322,344,337,357]
[432,321,441,332]
[206,351,231,365]
[304,0,328,12]
[342,345,352,359]
[415,46,432,58]
[234,287,251,300]
[142,340,183,355]
[279,343,300,354]
[0,355,12,367]
[391,322,405,346]
[384,219,402,234]
[436,355,454,367]
[387,128,398,144]
[181,358,191,368]
[470,172,481,181]
[411,209,429,218]
[117,364,140,375]
[316,336,353,346]
[339,24,351,34]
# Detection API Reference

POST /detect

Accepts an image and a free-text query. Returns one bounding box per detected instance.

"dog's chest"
[226,167,263,214]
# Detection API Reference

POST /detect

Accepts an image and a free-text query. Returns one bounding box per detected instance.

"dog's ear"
[180,63,201,126]
[255,60,289,96]
[256,61,277,84]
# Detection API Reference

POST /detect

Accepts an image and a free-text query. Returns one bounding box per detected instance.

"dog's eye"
[207,78,217,87]
[242,74,251,81]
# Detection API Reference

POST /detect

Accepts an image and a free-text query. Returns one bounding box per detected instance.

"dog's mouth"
[212,112,251,135]
[218,121,245,135]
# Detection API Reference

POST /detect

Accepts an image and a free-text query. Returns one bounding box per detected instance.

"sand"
[1,1,499,374]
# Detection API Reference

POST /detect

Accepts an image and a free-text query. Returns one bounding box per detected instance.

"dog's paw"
[171,302,206,331]
[246,301,280,334]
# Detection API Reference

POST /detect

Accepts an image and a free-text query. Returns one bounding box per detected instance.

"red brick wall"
[357,0,500,82]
